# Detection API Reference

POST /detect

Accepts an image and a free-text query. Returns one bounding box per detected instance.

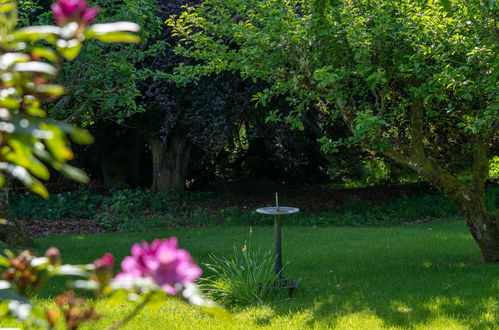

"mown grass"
[3,219,498,329]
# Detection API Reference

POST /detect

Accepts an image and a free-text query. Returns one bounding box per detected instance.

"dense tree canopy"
[34,0,335,191]
[169,0,498,262]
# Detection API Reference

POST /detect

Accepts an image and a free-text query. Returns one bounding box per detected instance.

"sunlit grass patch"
[3,219,495,329]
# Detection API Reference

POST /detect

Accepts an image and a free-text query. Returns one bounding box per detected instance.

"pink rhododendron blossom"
[115,238,202,295]
[51,0,99,26]
[93,253,114,270]
[92,253,115,283]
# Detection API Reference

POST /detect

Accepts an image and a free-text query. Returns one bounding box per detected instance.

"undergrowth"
[9,185,499,231]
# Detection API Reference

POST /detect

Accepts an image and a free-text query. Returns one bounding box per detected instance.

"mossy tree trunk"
[385,102,498,263]
[339,98,499,263]
[0,180,34,248]
[149,135,192,192]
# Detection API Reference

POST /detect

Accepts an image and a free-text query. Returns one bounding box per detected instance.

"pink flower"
[115,238,202,295]
[92,253,114,283]
[51,0,99,26]
[93,253,114,270]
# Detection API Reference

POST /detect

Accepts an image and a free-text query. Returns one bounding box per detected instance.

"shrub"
[10,190,104,220]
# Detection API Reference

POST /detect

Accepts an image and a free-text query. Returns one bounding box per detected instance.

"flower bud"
[92,253,114,283]
[51,0,99,26]
[45,247,61,266]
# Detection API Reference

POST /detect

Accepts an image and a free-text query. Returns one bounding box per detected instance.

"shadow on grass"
[30,221,498,329]
[268,246,497,329]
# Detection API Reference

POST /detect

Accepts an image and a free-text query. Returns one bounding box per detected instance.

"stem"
[106,293,153,330]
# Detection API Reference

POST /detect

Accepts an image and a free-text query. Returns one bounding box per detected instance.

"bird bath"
[256,193,300,294]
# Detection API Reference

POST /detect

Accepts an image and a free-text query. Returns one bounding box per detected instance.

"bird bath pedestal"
[256,205,299,275]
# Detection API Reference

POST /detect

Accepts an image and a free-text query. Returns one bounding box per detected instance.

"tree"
[169,0,499,262]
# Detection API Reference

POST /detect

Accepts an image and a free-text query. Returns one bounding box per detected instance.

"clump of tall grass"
[200,240,283,306]
[200,227,282,306]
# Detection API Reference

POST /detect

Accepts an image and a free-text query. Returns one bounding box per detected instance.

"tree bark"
[382,110,499,263]
[0,181,34,248]
[458,195,499,263]
[149,135,192,192]
[397,155,499,263]
[337,97,499,263]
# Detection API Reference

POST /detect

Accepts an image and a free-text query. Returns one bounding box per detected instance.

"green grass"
[3,219,498,329]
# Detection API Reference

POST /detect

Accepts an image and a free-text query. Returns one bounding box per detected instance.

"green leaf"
[34,84,65,97]
[0,163,49,198]
[30,47,58,63]
[69,127,94,144]
[30,180,49,199]
[0,53,30,68]
[39,123,73,161]
[60,164,89,183]
[13,26,62,43]
[52,265,89,277]
[86,22,140,35]
[13,62,57,76]
[4,139,50,180]
[56,39,83,61]
[0,97,20,110]
[91,32,140,43]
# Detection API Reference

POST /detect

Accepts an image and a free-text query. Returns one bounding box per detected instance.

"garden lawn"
[6,219,499,329]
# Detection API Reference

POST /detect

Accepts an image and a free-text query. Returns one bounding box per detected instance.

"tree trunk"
[383,142,499,263]
[337,97,499,263]
[149,135,192,192]
[458,197,499,263]
[0,181,34,248]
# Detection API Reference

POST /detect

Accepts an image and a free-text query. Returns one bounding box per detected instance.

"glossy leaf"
[60,163,89,183]
[30,47,59,63]
[0,162,48,198]
[13,26,62,43]
[34,84,65,97]
[13,62,57,76]
[0,53,30,68]
[56,39,83,60]
[86,22,140,35]
[91,32,140,43]
[52,265,89,277]
[3,139,50,180]
[39,123,73,161]
[71,129,94,144]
